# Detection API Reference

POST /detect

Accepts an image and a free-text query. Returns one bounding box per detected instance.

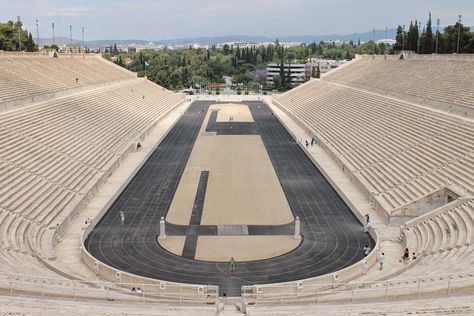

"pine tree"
[279,57,285,87]
[286,62,292,87]
[420,12,434,53]
[394,25,404,51]
[407,21,414,51]
[26,32,35,52]
[286,53,294,88]
[316,65,321,78]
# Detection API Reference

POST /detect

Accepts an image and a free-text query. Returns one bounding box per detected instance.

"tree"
[0,20,38,51]
[407,21,419,51]
[442,23,470,53]
[272,74,282,91]
[252,68,267,85]
[316,64,321,78]
[286,52,295,88]
[420,12,434,54]
[279,57,285,87]
[223,44,231,55]
[26,32,35,52]
[394,25,404,51]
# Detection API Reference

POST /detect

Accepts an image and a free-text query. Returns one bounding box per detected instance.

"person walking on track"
[120,210,125,225]
[229,257,236,275]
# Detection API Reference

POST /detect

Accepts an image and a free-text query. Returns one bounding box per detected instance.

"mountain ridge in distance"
[38,28,402,48]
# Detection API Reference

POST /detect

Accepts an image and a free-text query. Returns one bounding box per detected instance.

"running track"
[85,101,374,296]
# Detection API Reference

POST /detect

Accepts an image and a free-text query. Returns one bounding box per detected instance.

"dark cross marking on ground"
[182,171,209,259]
[205,107,258,135]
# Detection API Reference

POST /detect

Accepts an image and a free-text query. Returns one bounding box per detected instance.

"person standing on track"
[229,257,236,275]
[363,245,371,256]
[120,210,125,225]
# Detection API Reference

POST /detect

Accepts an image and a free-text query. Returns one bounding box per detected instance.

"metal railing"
[0,272,219,305]
[242,270,474,306]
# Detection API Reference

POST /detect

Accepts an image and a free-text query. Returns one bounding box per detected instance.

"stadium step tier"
[263,55,474,306]
[324,55,474,115]
[0,53,135,105]
[0,54,185,301]
[275,80,474,219]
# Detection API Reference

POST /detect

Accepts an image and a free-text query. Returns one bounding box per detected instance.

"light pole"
[436,18,440,54]
[81,27,85,54]
[457,14,462,53]
[52,22,55,46]
[417,21,421,54]
[402,25,405,51]
[385,26,388,54]
[69,25,72,43]
[36,20,39,50]
[17,16,21,51]
[372,29,376,56]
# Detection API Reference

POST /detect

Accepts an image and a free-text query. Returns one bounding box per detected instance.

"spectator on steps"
[364,218,373,233]
[401,248,410,264]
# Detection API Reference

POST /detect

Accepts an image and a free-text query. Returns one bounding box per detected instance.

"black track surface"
[85,101,374,296]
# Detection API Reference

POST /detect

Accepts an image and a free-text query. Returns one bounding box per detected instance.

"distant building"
[305,59,347,78]
[266,63,306,85]
[375,38,396,45]
[266,59,346,85]
[322,40,348,46]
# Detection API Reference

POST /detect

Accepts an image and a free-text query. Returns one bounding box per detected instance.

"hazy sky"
[1,0,473,40]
